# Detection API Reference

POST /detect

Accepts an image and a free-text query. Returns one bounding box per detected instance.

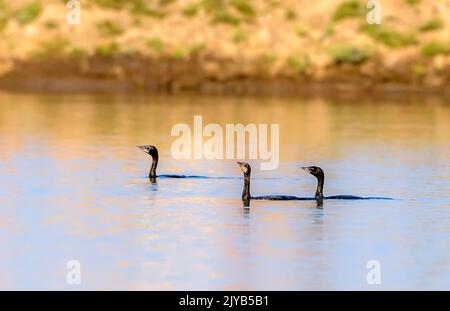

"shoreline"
[1,56,449,97]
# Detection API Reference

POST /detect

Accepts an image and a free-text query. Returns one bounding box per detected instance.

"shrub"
[95,42,119,57]
[182,4,198,17]
[421,42,450,57]
[286,55,310,74]
[232,29,248,43]
[360,24,417,48]
[418,18,443,32]
[97,20,123,37]
[33,37,71,58]
[16,1,42,25]
[147,37,164,53]
[333,0,364,22]
[285,8,297,21]
[230,0,255,17]
[329,46,372,65]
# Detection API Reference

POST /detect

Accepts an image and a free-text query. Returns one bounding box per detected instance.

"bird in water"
[138,145,207,182]
[301,166,393,204]
[237,161,305,207]
[237,162,392,206]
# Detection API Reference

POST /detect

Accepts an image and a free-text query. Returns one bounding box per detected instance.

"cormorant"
[138,145,206,180]
[237,162,305,206]
[301,166,393,203]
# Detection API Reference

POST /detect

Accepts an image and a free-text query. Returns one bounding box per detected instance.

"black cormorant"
[301,166,392,203]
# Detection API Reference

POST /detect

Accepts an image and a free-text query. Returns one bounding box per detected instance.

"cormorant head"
[137,145,158,158]
[237,161,251,175]
[301,166,324,179]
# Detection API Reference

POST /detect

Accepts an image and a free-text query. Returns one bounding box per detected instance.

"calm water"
[0,92,449,290]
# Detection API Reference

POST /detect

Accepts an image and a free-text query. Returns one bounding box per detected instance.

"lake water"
[0,92,449,290]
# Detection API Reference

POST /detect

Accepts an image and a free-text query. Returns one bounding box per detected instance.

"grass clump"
[97,20,123,37]
[261,53,277,64]
[171,47,189,60]
[333,0,364,22]
[0,0,8,31]
[406,0,421,5]
[202,0,241,25]
[182,4,198,17]
[286,55,310,74]
[412,64,425,77]
[33,37,71,58]
[421,41,450,58]
[232,29,248,43]
[418,18,443,32]
[285,8,297,21]
[147,37,164,53]
[95,42,120,57]
[329,46,371,65]
[211,10,241,25]
[15,1,42,25]
[230,0,255,17]
[189,43,206,57]
[360,24,417,48]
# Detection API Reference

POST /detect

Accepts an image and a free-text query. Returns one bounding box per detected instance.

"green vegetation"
[285,8,297,21]
[360,24,417,48]
[201,0,241,25]
[171,47,189,60]
[211,10,241,25]
[406,0,421,5]
[329,46,372,65]
[230,0,255,17]
[333,0,364,22]
[0,0,8,31]
[418,18,443,32]
[16,1,42,25]
[33,37,71,58]
[421,41,450,58]
[261,53,277,64]
[412,64,425,77]
[69,47,88,58]
[95,42,119,56]
[147,37,164,53]
[296,27,308,38]
[189,43,206,57]
[324,23,335,37]
[93,0,167,18]
[44,19,58,29]
[286,55,310,74]
[232,29,248,43]
[97,20,123,37]
[182,3,198,17]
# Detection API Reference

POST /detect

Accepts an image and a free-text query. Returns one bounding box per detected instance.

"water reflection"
[0,92,449,290]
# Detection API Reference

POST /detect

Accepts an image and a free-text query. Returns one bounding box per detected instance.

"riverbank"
[0,0,449,94]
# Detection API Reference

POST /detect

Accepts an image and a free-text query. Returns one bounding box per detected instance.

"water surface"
[0,92,449,290]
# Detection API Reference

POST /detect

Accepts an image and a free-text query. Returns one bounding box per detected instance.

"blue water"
[0,93,448,290]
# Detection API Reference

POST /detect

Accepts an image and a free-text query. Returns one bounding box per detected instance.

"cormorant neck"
[242,171,251,201]
[149,154,158,178]
[315,174,324,200]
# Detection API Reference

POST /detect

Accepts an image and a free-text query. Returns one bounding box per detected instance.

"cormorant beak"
[237,161,244,166]
[301,167,311,173]
[137,146,148,153]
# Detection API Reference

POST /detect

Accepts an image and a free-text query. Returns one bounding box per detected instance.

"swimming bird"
[237,162,304,206]
[137,145,207,180]
[301,166,393,203]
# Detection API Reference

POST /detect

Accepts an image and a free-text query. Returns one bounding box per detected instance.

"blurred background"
[0,0,449,94]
